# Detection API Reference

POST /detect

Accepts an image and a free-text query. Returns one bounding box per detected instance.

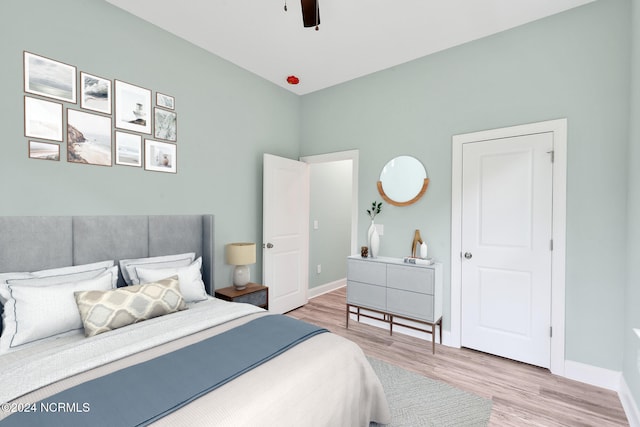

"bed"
[0,215,390,426]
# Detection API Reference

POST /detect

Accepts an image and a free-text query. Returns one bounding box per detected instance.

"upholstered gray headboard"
[0,215,214,294]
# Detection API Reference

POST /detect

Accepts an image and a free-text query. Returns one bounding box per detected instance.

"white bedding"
[0,299,390,426]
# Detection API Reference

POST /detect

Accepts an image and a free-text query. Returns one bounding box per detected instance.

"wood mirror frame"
[377,155,429,206]
[377,178,429,206]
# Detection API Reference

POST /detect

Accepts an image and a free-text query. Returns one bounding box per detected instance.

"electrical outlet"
[317,264,321,274]
[375,223,384,236]
[313,220,319,230]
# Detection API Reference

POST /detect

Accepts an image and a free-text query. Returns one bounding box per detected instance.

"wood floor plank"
[286,287,629,426]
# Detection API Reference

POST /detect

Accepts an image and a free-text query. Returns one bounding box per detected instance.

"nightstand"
[215,283,269,310]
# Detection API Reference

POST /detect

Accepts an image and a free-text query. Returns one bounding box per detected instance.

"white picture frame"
[80,72,112,114]
[67,109,112,166]
[115,80,151,134]
[28,140,60,161]
[156,92,175,110]
[24,96,63,142]
[154,108,177,142]
[24,51,77,103]
[144,139,176,174]
[115,131,142,167]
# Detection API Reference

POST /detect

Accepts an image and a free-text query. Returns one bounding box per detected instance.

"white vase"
[370,227,380,258]
[420,241,428,259]
[367,219,380,259]
[367,220,375,253]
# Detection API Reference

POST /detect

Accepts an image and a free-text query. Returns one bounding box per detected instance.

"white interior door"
[461,132,553,368]
[263,153,310,313]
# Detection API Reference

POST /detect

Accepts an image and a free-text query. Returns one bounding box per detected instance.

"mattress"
[0,298,390,426]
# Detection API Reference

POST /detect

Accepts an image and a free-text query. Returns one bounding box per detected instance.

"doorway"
[301,150,359,297]
[451,119,567,375]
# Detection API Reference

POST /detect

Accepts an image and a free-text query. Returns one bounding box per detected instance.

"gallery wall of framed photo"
[23,51,178,174]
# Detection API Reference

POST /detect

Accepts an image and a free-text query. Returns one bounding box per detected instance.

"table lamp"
[225,242,256,290]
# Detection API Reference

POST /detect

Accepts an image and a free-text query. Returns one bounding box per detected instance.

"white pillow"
[136,257,207,303]
[119,253,196,285]
[0,267,117,353]
[0,260,115,305]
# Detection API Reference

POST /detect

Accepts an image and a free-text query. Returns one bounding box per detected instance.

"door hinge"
[547,150,555,163]
[550,326,553,338]
[550,239,553,251]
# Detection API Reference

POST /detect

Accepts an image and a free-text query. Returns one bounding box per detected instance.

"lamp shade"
[225,242,256,266]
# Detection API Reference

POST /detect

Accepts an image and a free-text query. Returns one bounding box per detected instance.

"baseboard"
[564,360,621,391]
[308,279,345,299]
[619,377,640,427]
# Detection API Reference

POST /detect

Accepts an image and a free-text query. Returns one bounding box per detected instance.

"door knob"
[265,243,274,249]
[464,252,472,259]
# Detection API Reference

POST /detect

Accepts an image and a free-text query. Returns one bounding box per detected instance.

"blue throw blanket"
[1,315,327,427]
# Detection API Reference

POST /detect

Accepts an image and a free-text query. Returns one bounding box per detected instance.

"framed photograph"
[28,140,60,161]
[115,80,151,134]
[24,96,63,141]
[156,92,174,110]
[80,72,112,114]
[145,139,176,173]
[67,109,112,166]
[24,51,77,103]
[115,131,142,167]
[154,108,177,142]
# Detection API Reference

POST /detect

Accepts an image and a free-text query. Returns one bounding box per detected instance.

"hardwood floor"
[287,287,629,426]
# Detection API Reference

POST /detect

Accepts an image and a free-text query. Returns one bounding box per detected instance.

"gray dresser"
[346,256,443,353]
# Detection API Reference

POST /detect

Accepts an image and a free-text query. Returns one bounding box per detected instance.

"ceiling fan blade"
[300,0,320,28]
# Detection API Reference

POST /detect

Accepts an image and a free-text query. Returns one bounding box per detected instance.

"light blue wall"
[2,0,637,394]
[625,0,640,410]
[300,0,630,371]
[0,0,301,289]
[308,160,352,288]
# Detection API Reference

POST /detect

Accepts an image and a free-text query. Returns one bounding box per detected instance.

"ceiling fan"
[285,0,320,30]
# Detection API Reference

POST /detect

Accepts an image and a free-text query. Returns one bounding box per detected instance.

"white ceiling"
[105,0,594,95]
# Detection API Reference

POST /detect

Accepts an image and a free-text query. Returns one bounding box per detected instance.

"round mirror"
[377,155,429,206]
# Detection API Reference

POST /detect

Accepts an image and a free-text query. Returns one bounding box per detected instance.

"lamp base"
[233,265,250,290]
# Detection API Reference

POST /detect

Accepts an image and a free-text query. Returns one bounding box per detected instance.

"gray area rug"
[368,357,492,427]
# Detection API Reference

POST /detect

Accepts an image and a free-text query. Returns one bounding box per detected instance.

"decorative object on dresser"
[377,155,429,207]
[410,229,423,258]
[346,256,443,353]
[360,246,368,258]
[366,201,383,258]
[215,283,269,310]
[225,242,257,290]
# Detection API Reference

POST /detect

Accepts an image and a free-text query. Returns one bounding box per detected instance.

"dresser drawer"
[347,259,386,287]
[387,264,434,294]
[387,289,434,322]
[347,281,386,311]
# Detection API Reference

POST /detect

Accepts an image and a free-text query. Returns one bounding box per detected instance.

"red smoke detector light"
[286,75,300,85]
